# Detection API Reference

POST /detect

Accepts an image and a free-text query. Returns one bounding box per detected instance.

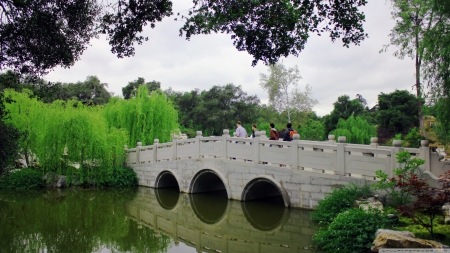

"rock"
[387,214,399,223]
[371,229,449,252]
[56,175,66,188]
[43,173,66,188]
[443,204,450,224]
[355,197,384,212]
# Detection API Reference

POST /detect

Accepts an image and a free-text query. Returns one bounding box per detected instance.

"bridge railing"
[125,129,438,179]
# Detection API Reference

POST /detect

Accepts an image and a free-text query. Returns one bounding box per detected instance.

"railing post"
[370,137,379,148]
[172,135,179,160]
[290,134,300,169]
[153,139,159,162]
[420,140,430,171]
[336,136,346,175]
[137,142,142,164]
[328,135,336,144]
[391,140,403,177]
[195,131,202,159]
[222,129,230,159]
[253,131,261,164]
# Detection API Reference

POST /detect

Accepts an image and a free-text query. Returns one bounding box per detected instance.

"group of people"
[234,121,297,142]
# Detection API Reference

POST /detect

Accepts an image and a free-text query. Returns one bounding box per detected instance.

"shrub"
[0,168,43,190]
[314,208,393,253]
[372,151,425,207]
[105,166,138,187]
[311,183,373,225]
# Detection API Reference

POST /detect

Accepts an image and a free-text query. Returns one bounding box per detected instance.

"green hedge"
[314,208,393,253]
[0,169,43,190]
[311,183,373,225]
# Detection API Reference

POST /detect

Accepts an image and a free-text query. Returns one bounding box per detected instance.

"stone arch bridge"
[125,130,448,208]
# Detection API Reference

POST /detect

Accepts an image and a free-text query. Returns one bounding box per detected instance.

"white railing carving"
[125,129,440,179]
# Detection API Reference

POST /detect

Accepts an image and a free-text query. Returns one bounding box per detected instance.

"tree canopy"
[323,95,365,135]
[259,63,318,123]
[180,0,368,66]
[1,0,368,76]
[122,77,161,99]
[376,90,419,139]
[167,84,260,136]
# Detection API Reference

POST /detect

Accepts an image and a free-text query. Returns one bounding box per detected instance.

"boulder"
[443,204,450,225]
[55,175,66,188]
[371,229,448,252]
[355,197,384,212]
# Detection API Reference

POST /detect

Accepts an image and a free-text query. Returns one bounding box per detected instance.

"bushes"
[0,169,43,190]
[311,183,373,225]
[105,166,138,187]
[314,208,393,253]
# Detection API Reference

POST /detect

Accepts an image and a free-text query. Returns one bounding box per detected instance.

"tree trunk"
[415,32,426,138]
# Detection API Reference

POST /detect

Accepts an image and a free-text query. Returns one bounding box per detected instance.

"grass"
[384,207,450,246]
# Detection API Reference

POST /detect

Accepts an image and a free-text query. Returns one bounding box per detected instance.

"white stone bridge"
[125,130,448,208]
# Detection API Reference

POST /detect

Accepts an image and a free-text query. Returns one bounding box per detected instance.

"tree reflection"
[0,188,172,253]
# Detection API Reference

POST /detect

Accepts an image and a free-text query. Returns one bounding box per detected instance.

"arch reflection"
[241,200,289,232]
[155,188,180,210]
[189,191,228,224]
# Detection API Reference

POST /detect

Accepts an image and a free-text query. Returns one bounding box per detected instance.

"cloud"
[46,0,416,117]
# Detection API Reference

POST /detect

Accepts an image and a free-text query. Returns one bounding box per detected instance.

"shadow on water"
[155,188,180,210]
[189,190,229,224]
[242,196,289,231]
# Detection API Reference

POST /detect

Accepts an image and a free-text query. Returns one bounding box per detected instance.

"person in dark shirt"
[283,122,295,141]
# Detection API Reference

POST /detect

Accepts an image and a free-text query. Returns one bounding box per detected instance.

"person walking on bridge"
[235,121,248,138]
[283,123,297,141]
[269,123,279,140]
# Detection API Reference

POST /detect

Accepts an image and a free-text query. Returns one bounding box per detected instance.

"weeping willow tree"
[3,89,128,184]
[330,115,377,144]
[103,85,179,147]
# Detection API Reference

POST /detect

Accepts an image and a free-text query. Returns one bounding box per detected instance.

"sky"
[45,0,416,117]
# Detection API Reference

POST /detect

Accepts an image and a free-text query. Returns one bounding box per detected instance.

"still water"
[0,187,316,253]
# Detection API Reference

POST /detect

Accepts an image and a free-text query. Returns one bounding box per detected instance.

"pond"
[0,187,316,253]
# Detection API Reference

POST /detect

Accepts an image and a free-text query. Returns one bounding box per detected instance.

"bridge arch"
[241,176,290,207]
[189,168,230,198]
[155,170,181,190]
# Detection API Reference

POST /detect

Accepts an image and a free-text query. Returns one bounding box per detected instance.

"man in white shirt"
[235,121,247,138]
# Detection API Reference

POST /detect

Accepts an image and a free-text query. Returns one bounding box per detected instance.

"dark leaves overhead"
[0,0,100,76]
[179,0,368,66]
[1,0,367,76]
[99,0,173,58]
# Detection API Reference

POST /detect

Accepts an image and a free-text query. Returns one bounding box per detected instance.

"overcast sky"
[46,0,416,117]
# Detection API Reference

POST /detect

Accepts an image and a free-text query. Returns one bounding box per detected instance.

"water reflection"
[0,187,315,253]
[155,188,180,210]
[242,198,289,231]
[189,190,228,224]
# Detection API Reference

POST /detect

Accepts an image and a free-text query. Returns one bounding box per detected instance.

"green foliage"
[323,95,366,135]
[180,0,368,66]
[104,86,179,147]
[0,169,43,190]
[372,151,425,207]
[330,115,377,144]
[167,84,260,136]
[122,77,161,99]
[404,127,422,147]
[104,166,137,187]
[259,63,318,123]
[311,183,373,225]
[2,88,165,186]
[0,92,21,173]
[376,90,419,135]
[314,208,393,253]
[299,118,325,141]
